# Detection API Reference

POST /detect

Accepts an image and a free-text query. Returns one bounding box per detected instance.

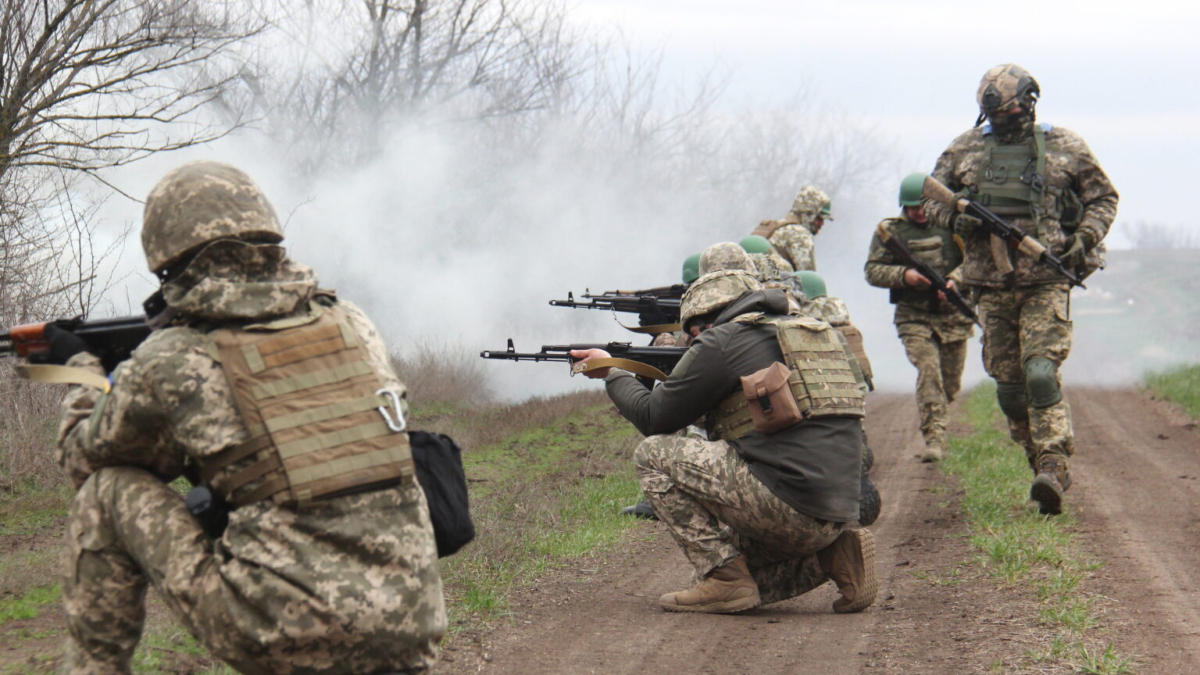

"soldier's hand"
[27,324,91,365]
[936,279,957,302]
[954,213,982,237]
[569,348,613,379]
[1062,232,1090,267]
[903,268,932,289]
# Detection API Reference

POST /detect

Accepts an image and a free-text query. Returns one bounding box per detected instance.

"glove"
[637,303,673,328]
[27,324,90,365]
[954,213,982,237]
[1062,232,1091,268]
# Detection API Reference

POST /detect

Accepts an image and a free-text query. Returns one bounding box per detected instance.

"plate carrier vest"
[706,314,865,442]
[200,298,413,507]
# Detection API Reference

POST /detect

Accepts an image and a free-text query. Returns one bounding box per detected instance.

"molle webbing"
[836,323,873,382]
[707,315,865,442]
[205,305,412,507]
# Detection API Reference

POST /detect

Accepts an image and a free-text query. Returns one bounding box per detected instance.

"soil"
[4,389,1197,674]
[438,390,1200,674]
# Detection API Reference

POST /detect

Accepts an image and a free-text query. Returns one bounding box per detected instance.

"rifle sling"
[572,357,669,381]
[616,318,682,335]
[15,364,111,393]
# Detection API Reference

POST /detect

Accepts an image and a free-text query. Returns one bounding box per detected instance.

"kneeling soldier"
[573,264,877,614]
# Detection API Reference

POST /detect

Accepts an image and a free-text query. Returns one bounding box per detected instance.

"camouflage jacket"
[927,121,1118,287]
[865,215,975,339]
[768,222,818,272]
[57,242,445,672]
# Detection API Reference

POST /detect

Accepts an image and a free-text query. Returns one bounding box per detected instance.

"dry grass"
[392,342,493,409]
[0,371,66,494]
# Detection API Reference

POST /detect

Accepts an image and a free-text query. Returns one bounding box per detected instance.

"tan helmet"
[142,161,284,274]
[680,269,760,326]
[788,185,830,225]
[698,241,756,276]
[976,63,1039,119]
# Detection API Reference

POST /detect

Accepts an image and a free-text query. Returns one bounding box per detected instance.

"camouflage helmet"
[789,185,830,225]
[682,253,702,284]
[738,235,773,254]
[698,241,756,276]
[142,161,284,274]
[899,172,927,207]
[680,269,761,326]
[976,64,1039,118]
[794,271,827,299]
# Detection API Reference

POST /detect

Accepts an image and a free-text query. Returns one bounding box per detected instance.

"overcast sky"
[570,0,1198,242]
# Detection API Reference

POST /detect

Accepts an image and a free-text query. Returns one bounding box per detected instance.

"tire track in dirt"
[1069,388,1200,672]
[441,394,955,674]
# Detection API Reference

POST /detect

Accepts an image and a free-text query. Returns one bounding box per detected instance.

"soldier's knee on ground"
[1024,357,1062,409]
[996,381,1029,422]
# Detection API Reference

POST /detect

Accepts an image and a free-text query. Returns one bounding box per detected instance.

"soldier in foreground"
[866,173,975,462]
[926,64,1118,513]
[44,162,445,674]
[751,185,833,271]
[573,263,877,614]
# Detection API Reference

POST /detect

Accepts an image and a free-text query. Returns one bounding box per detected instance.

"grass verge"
[1145,363,1200,419]
[942,382,1133,674]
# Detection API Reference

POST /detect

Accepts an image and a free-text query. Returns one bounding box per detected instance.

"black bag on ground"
[410,430,475,558]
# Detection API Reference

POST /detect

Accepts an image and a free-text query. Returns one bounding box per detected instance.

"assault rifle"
[584,283,688,300]
[874,222,981,326]
[548,291,681,319]
[480,339,687,381]
[922,175,1084,288]
[1,314,151,373]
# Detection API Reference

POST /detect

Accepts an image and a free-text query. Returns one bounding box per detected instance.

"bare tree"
[0,0,262,317]
[1125,221,1199,249]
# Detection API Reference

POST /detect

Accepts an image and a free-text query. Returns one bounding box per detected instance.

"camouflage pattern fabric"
[697,242,756,276]
[679,269,760,325]
[56,242,445,674]
[978,285,1075,466]
[635,434,842,605]
[142,161,285,273]
[897,324,969,449]
[809,296,851,327]
[788,185,829,227]
[926,122,1118,288]
[768,223,818,272]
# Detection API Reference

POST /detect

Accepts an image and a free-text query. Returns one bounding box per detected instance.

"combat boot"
[659,555,761,614]
[817,528,878,613]
[1031,455,1072,515]
[921,439,944,463]
[619,499,658,520]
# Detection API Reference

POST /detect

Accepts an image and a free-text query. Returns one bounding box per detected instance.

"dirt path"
[440,388,1200,674]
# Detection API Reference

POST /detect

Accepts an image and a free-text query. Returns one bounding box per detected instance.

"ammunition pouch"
[740,361,804,434]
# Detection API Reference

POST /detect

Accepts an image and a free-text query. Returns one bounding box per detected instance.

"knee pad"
[1024,357,1062,409]
[996,382,1029,422]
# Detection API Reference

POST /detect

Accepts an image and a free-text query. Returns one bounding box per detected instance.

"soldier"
[573,265,877,615]
[751,185,833,271]
[794,272,874,393]
[866,173,975,462]
[41,162,445,674]
[926,64,1118,514]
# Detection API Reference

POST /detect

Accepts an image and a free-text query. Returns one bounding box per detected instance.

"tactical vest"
[835,322,873,385]
[200,299,413,507]
[884,217,963,309]
[706,314,865,442]
[976,123,1084,242]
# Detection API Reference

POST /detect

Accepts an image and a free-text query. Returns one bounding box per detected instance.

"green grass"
[1145,363,1200,419]
[943,382,1134,673]
[0,485,71,536]
[0,586,62,625]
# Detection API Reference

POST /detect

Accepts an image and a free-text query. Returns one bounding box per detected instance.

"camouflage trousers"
[635,434,843,605]
[978,285,1075,465]
[897,323,969,448]
[62,466,442,675]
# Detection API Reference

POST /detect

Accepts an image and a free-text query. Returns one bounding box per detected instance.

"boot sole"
[834,529,877,614]
[1030,476,1063,515]
[660,594,762,614]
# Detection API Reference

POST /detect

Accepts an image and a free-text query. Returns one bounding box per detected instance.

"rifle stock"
[2,315,151,373]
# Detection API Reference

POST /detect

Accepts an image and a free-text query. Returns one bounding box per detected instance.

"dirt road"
[440,389,1200,674]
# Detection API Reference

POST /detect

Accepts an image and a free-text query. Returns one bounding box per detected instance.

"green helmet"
[899,173,927,207]
[682,253,701,284]
[739,235,773,254]
[794,271,827,299]
[680,269,760,326]
[976,63,1039,119]
[142,161,283,274]
[819,201,833,221]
